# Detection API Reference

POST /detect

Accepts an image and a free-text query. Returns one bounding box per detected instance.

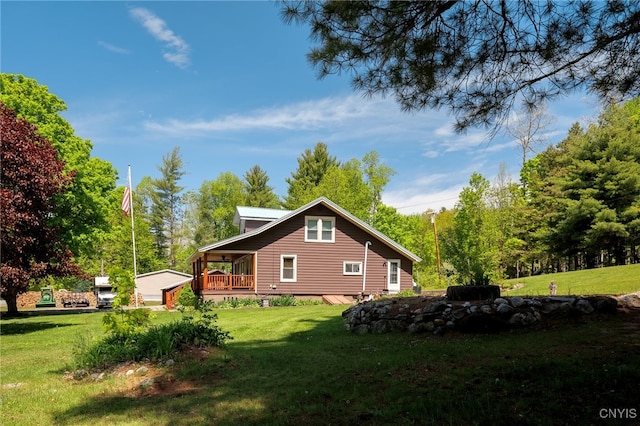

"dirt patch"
[69,346,220,398]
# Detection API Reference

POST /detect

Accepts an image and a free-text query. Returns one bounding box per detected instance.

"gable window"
[343,261,362,275]
[280,255,297,282]
[305,216,335,242]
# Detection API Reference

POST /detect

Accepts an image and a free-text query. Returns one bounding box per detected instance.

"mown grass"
[504,263,640,296]
[2,304,639,425]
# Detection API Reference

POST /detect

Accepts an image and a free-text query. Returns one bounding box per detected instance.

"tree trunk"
[5,294,18,315]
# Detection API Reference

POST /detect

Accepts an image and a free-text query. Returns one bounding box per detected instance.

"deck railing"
[205,274,255,291]
[164,283,186,309]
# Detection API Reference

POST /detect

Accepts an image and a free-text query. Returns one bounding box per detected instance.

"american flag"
[122,184,131,216]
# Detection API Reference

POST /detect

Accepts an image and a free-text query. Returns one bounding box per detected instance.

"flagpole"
[127,165,139,308]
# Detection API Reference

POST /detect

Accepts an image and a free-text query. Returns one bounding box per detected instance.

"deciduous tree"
[0,103,82,314]
[0,74,117,261]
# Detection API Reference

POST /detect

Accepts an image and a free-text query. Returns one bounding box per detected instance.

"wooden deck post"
[203,253,208,291]
[253,252,258,292]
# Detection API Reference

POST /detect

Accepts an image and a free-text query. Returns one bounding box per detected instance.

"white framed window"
[343,261,363,275]
[280,255,297,282]
[305,216,335,242]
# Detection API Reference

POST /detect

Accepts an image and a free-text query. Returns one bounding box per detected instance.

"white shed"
[136,269,192,302]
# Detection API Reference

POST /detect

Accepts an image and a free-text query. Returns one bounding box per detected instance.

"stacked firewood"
[17,291,98,309]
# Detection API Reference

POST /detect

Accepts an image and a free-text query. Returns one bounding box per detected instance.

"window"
[305,216,335,242]
[343,261,363,275]
[280,255,297,282]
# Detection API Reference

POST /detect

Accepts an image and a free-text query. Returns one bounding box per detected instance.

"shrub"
[102,308,153,338]
[269,294,297,306]
[73,303,231,369]
[177,283,198,310]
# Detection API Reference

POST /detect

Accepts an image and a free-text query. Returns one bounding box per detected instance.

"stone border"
[342,294,638,335]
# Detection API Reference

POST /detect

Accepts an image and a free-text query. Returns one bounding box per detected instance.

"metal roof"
[232,206,291,226]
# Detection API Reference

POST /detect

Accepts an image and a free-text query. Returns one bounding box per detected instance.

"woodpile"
[16,290,144,309]
[17,291,98,309]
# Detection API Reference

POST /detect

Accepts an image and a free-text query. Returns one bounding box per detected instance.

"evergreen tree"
[528,99,640,269]
[150,147,185,268]
[283,1,640,131]
[243,165,281,208]
[284,142,339,209]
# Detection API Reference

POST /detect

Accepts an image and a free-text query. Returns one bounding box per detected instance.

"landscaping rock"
[342,295,622,335]
[618,292,640,309]
[73,369,89,380]
[510,297,525,308]
[575,299,594,314]
[496,303,514,314]
[135,366,149,376]
[139,378,155,389]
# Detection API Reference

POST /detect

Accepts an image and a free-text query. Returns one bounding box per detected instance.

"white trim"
[304,215,335,243]
[280,254,297,282]
[387,259,401,292]
[343,261,363,275]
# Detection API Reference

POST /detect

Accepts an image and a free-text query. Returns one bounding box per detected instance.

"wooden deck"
[204,274,255,291]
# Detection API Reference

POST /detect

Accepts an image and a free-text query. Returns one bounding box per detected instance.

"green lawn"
[2,304,639,425]
[504,263,640,296]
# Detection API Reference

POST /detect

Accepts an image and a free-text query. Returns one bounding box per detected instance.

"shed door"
[387,259,401,293]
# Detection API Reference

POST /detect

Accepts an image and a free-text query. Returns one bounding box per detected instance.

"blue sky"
[2,1,601,214]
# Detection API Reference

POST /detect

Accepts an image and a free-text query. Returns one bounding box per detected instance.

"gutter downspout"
[362,241,371,294]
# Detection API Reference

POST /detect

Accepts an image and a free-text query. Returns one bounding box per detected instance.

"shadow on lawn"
[50,310,640,426]
[0,321,77,335]
[51,314,351,426]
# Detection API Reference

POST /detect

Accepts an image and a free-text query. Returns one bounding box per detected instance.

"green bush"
[215,297,261,309]
[73,303,232,369]
[177,283,198,310]
[269,294,297,306]
[102,308,152,338]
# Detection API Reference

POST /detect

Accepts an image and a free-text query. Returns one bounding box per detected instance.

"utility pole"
[431,212,442,286]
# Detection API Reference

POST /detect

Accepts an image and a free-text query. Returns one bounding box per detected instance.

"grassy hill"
[503,263,640,296]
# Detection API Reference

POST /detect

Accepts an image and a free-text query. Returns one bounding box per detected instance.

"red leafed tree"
[1,102,82,314]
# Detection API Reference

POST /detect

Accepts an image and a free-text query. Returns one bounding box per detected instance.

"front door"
[387,259,401,293]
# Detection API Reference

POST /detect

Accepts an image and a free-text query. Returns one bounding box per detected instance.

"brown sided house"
[186,197,421,304]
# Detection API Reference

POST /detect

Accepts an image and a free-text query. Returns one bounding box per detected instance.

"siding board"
[222,204,413,296]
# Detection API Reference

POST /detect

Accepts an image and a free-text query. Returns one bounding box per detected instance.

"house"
[186,197,421,303]
[135,269,192,302]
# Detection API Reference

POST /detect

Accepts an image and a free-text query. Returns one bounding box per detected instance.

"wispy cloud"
[129,7,190,69]
[98,40,130,54]
[383,183,463,214]
[144,95,375,134]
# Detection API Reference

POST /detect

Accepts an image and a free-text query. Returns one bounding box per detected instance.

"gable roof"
[136,269,192,279]
[189,197,422,263]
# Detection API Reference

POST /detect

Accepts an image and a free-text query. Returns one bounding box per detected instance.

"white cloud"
[143,94,443,139]
[383,184,462,214]
[129,7,190,69]
[98,41,129,54]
